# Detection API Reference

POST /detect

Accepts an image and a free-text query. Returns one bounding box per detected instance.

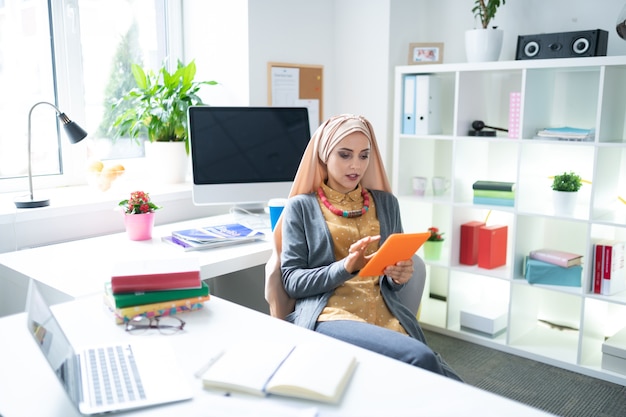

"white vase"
[465,29,504,62]
[144,141,189,184]
[552,190,578,216]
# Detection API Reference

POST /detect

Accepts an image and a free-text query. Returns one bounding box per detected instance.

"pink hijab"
[264,114,392,319]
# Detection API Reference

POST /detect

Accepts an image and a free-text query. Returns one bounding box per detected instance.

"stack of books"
[536,127,594,142]
[104,258,210,324]
[162,223,265,251]
[524,248,583,287]
[592,240,626,295]
[472,181,515,207]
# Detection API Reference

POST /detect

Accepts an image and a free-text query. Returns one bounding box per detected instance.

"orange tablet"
[358,232,430,277]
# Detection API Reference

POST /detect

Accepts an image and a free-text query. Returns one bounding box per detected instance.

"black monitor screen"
[189,106,310,186]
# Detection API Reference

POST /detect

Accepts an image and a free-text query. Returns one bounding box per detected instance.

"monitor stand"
[230,203,271,229]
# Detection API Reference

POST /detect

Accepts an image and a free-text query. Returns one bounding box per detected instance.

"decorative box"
[460,305,508,337]
[460,221,485,265]
[602,327,626,375]
[478,225,507,269]
[524,258,582,287]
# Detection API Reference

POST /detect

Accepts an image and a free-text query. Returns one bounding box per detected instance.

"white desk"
[0,293,554,417]
[0,214,273,316]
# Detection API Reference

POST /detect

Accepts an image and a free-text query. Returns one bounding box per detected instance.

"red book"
[478,225,507,269]
[528,249,582,268]
[594,243,603,294]
[460,221,485,265]
[599,241,626,296]
[111,258,201,294]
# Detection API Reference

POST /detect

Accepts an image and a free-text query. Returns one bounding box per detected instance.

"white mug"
[412,177,427,196]
[432,176,450,196]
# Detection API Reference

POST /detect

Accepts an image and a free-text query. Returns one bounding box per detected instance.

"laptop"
[25,280,193,415]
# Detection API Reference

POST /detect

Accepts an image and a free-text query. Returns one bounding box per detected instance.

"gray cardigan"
[280,189,429,343]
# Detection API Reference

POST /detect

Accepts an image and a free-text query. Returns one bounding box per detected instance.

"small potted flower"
[118,191,161,240]
[424,226,445,261]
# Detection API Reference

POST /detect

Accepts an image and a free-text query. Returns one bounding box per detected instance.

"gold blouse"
[316,183,406,334]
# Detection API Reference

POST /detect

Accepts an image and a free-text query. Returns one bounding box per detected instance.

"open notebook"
[25,280,193,415]
[200,340,357,404]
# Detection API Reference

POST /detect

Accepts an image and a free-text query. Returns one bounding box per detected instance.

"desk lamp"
[14,101,88,209]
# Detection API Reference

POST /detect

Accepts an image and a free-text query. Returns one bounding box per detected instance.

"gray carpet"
[424,329,626,417]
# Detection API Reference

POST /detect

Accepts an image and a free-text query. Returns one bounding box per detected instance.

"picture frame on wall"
[408,42,444,65]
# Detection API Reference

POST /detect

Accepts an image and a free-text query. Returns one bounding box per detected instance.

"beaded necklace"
[317,186,370,218]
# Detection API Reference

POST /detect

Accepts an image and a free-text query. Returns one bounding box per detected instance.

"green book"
[473,189,515,199]
[105,281,210,308]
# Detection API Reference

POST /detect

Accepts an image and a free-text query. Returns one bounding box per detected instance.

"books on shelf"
[472,180,516,192]
[163,223,265,251]
[592,240,626,295]
[536,126,595,142]
[524,257,582,287]
[472,189,515,199]
[472,196,514,207]
[200,340,357,404]
[529,248,583,268]
[110,258,201,294]
[105,281,210,309]
[103,289,210,324]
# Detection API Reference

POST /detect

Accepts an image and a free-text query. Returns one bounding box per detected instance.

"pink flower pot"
[124,212,155,241]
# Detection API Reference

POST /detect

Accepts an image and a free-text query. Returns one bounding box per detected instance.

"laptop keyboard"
[85,345,146,406]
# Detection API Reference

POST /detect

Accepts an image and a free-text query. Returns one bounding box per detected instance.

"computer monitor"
[188,106,311,211]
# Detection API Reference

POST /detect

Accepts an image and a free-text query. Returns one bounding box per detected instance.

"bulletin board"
[267,62,324,125]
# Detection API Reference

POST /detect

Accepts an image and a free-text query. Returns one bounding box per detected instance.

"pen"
[194,350,224,378]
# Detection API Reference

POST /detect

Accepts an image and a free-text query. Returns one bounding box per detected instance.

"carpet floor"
[424,329,626,417]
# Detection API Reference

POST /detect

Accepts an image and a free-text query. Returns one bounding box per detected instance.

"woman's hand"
[344,235,381,274]
[384,259,414,285]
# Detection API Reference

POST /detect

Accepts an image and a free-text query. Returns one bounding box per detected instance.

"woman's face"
[325,132,370,193]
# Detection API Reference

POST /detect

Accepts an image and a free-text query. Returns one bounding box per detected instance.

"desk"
[0,294,554,417]
[0,214,272,316]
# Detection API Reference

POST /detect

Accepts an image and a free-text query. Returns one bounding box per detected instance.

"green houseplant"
[466,0,506,62]
[472,0,506,29]
[111,60,217,154]
[551,171,582,216]
[551,171,582,192]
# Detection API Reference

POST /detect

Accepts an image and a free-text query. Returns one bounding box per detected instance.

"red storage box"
[478,225,507,269]
[460,221,486,265]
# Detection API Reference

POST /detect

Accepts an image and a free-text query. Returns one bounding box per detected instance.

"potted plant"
[466,0,506,62]
[424,226,445,261]
[111,60,217,183]
[551,171,582,216]
[118,191,161,241]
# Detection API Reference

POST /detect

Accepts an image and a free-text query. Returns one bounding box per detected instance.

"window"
[0,0,182,193]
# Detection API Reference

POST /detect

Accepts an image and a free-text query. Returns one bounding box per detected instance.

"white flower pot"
[465,29,503,62]
[552,190,578,216]
[144,141,189,184]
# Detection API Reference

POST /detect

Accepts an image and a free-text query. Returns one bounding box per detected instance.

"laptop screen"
[26,281,81,405]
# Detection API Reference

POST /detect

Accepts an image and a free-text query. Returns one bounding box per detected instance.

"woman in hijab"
[265,114,461,380]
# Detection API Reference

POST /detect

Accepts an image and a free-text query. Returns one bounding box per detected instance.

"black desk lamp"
[14,101,88,209]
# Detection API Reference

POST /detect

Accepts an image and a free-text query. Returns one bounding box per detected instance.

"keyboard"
[84,345,146,406]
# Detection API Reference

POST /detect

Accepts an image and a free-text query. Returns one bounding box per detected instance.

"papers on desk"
[163,223,265,251]
[200,340,357,404]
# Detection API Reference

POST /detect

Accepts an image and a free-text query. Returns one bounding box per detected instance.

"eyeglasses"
[125,315,186,335]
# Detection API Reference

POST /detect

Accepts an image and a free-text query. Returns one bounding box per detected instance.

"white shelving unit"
[392,56,626,385]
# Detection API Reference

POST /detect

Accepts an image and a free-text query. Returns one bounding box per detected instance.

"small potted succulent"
[118,191,161,240]
[551,171,582,216]
[424,226,445,261]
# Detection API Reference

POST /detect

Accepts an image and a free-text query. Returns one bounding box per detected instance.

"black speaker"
[516,29,608,60]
